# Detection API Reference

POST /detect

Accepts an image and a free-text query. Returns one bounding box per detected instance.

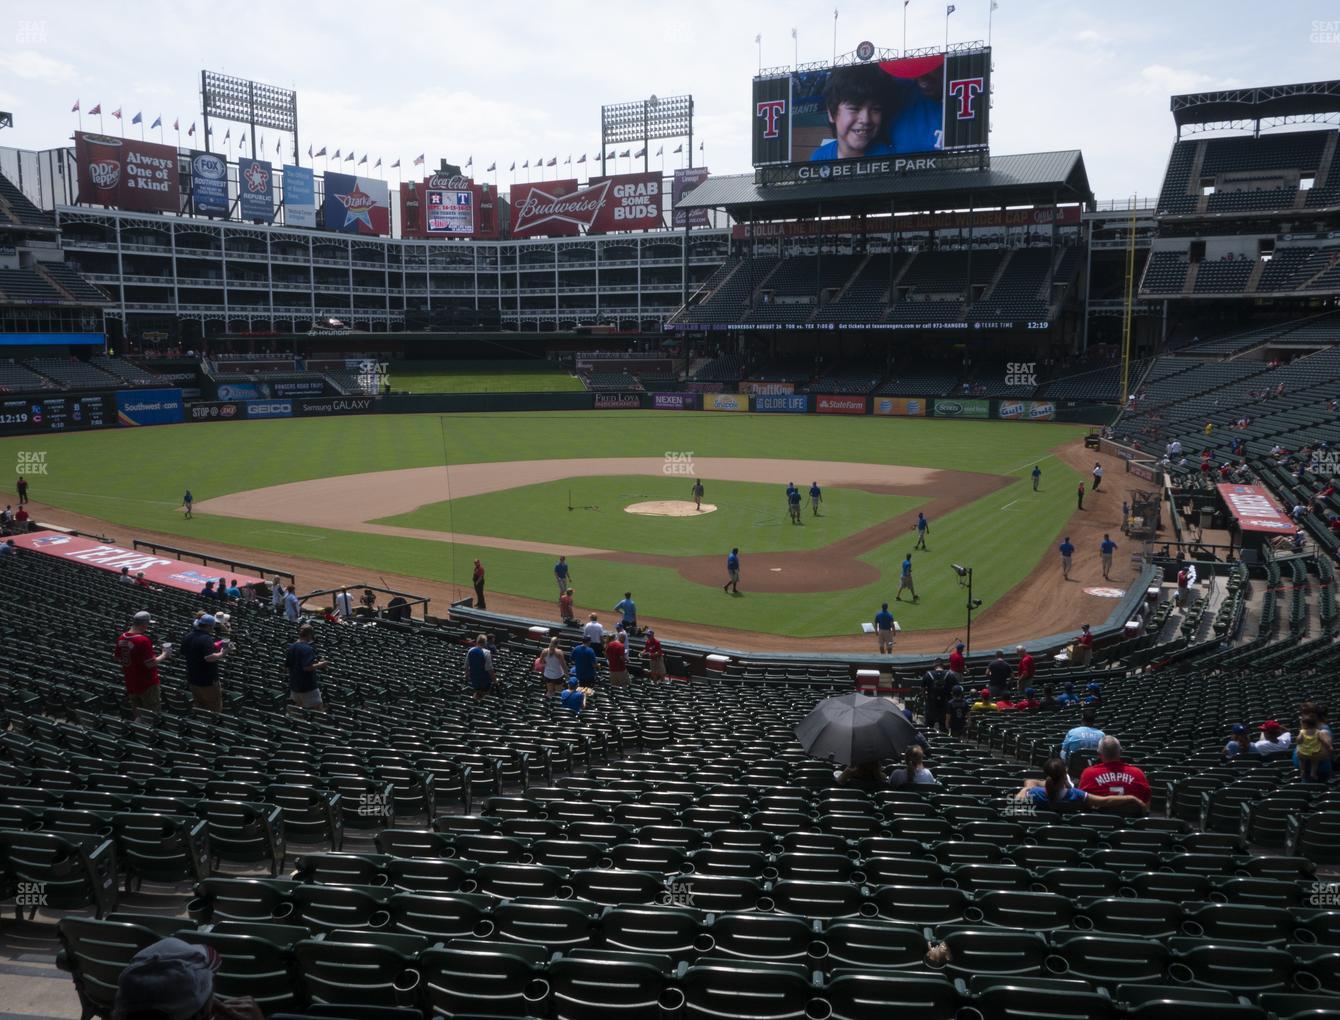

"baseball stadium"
[0,8,1339,1020]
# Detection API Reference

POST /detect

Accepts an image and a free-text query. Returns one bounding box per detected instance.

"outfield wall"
[0,386,1117,435]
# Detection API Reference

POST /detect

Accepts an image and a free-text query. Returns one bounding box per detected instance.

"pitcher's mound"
[625,500,717,517]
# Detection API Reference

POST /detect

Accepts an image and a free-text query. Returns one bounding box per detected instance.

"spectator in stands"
[115,611,171,715]
[1252,719,1292,754]
[644,628,666,681]
[286,624,328,713]
[270,576,285,616]
[283,585,301,622]
[472,559,486,609]
[874,602,896,653]
[1295,710,1333,783]
[834,759,890,792]
[134,571,151,588]
[360,588,378,614]
[948,641,966,675]
[970,688,999,713]
[944,684,970,736]
[614,591,637,632]
[465,634,493,700]
[119,566,136,585]
[889,745,936,787]
[224,579,241,599]
[1084,681,1102,708]
[334,588,353,620]
[582,612,605,649]
[571,635,598,687]
[559,587,575,625]
[985,650,1012,699]
[111,936,264,1020]
[605,630,629,687]
[13,505,28,529]
[1018,757,1149,815]
[921,659,951,731]
[540,637,567,696]
[810,64,897,161]
[387,595,410,621]
[1175,565,1190,607]
[15,476,27,507]
[1224,723,1248,759]
[560,676,587,715]
[1078,736,1150,815]
[1061,708,1104,761]
[2,537,24,557]
[554,555,571,594]
[181,613,227,713]
[1038,685,1061,712]
[1074,623,1095,666]
[1017,645,1035,686]
[200,579,217,600]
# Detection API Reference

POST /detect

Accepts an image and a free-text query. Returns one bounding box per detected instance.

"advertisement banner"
[76,132,181,213]
[872,396,927,416]
[998,400,1057,421]
[816,394,867,415]
[1217,483,1295,535]
[322,172,391,235]
[997,401,1026,420]
[187,401,244,422]
[10,532,263,594]
[509,172,664,238]
[273,379,326,398]
[237,158,274,222]
[216,382,261,401]
[594,392,642,409]
[0,395,113,434]
[671,167,710,227]
[1026,401,1056,421]
[739,380,795,395]
[189,149,229,216]
[426,181,474,235]
[243,400,292,419]
[283,165,315,228]
[705,393,749,412]
[116,388,184,426]
[932,398,989,419]
[399,179,425,238]
[652,392,698,410]
[755,393,810,413]
[295,395,378,417]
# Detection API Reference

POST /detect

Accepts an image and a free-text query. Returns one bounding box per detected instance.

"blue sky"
[2,1,1337,201]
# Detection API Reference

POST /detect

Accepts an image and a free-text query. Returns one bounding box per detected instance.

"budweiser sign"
[509,172,664,237]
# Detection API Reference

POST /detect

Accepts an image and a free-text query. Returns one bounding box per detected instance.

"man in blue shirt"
[1224,723,1247,759]
[613,591,637,632]
[559,675,585,715]
[874,602,895,653]
[1032,465,1042,491]
[554,556,571,595]
[571,637,598,685]
[1099,534,1118,581]
[809,482,823,517]
[285,624,328,712]
[1061,709,1105,761]
[465,634,493,700]
[788,486,803,525]
[887,75,944,154]
[1059,536,1075,580]
[896,553,918,603]
[724,548,740,594]
[914,512,930,550]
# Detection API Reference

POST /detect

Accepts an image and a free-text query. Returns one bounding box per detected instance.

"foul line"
[1004,452,1057,476]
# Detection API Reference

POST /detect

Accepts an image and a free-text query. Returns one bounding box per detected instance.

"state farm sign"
[509,172,664,237]
[816,395,867,415]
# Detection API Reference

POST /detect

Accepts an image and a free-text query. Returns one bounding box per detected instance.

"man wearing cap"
[944,685,970,736]
[1224,724,1248,759]
[1253,720,1292,754]
[285,624,328,712]
[605,629,629,687]
[112,936,263,1020]
[874,602,895,654]
[1078,736,1150,815]
[948,642,966,676]
[560,675,588,715]
[181,613,228,713]
[644,628,666,681]
[1074,623,1095,666]
[1017,645,1036,686]
[1059,536,1075,580]
[1061,708,1105,761]
[115,611,171,715]
[1099,533,1118,581]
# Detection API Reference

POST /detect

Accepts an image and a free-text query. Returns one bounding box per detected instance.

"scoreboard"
[0,395,113,434]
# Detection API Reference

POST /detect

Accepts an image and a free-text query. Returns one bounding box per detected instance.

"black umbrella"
[795,692,920,766]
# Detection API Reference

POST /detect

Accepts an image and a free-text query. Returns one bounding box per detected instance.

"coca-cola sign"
[428,173,472,190]
[509,172,664,237]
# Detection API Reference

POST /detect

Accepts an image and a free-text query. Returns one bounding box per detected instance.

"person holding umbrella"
[796,691,922,792]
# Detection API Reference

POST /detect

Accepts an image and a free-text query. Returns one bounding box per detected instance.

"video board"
[752,47,990,184]
[0,395,113,434]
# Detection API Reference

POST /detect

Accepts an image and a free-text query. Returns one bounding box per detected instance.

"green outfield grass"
[392,359,585,393]
[0,412,1087,637]
[378,476,923,555]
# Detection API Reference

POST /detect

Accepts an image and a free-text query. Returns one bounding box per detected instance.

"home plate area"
[624,500,718,517]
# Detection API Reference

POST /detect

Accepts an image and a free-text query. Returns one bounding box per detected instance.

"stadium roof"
[1171,80,1340,133]
[677,150,1093,219]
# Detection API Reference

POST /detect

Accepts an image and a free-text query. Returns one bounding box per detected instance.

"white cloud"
[0,51,78,85]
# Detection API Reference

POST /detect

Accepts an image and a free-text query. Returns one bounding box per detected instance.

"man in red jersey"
[115,610,172,714]
[1078,736,1150,815]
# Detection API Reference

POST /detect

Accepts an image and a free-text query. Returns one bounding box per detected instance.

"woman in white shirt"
[541,637,567,696]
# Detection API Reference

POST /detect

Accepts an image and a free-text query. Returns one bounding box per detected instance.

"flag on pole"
[89,103,101,115]
[112,107,122,120]
[620,149,630,158]
[390,158,399,168]
[466,156,473,167]
[522,160,529,168]
[755,33,760,43]
[188,122,196,136]
[307,144,313,158]
[547,156,557,166]
[359,153,368,165]
[344,151,354,162]
[275,137,281,154]
[633,148,644,158]
[71,99,80,113]
[224,128,230,141]
[332,149,341,159]
[577,153,587,163]
[509,162,515,171]
[946,3,955,12]
[150,115,161,129]
[131,112,142,125]
[315,146,327,157]
[674,144,683,153]
[656,145,663,156]
[374,157,382,168]
[486,162,495,172]
[564,155,571,165]
[173,118,179,131]
[413,153,424,165]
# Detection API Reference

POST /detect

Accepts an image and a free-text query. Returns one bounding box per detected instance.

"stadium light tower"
[951,564,983,655]
[600,94,693,177]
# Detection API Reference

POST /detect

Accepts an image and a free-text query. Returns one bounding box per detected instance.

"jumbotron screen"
[753,47,990,175]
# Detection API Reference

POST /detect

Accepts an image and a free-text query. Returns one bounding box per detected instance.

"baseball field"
[0,411,1125,646]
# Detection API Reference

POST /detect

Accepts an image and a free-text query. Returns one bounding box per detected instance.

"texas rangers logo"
[31,536,71,547]
[756,99,787,139]
[947,77,985,120]
[242,161,269,193]
[336,183,376,230]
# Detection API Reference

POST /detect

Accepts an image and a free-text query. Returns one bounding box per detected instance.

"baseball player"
[182,489,194,519]
[914,512,930,550]
[1032,465,1041,491]
[691,478,705,511]
[788,486,803,524]
[896,553,918,603]
[724,548,741,594]
[809,481,823,516]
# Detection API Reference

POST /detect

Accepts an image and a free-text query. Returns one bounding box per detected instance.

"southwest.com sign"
[116,388,183,426]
